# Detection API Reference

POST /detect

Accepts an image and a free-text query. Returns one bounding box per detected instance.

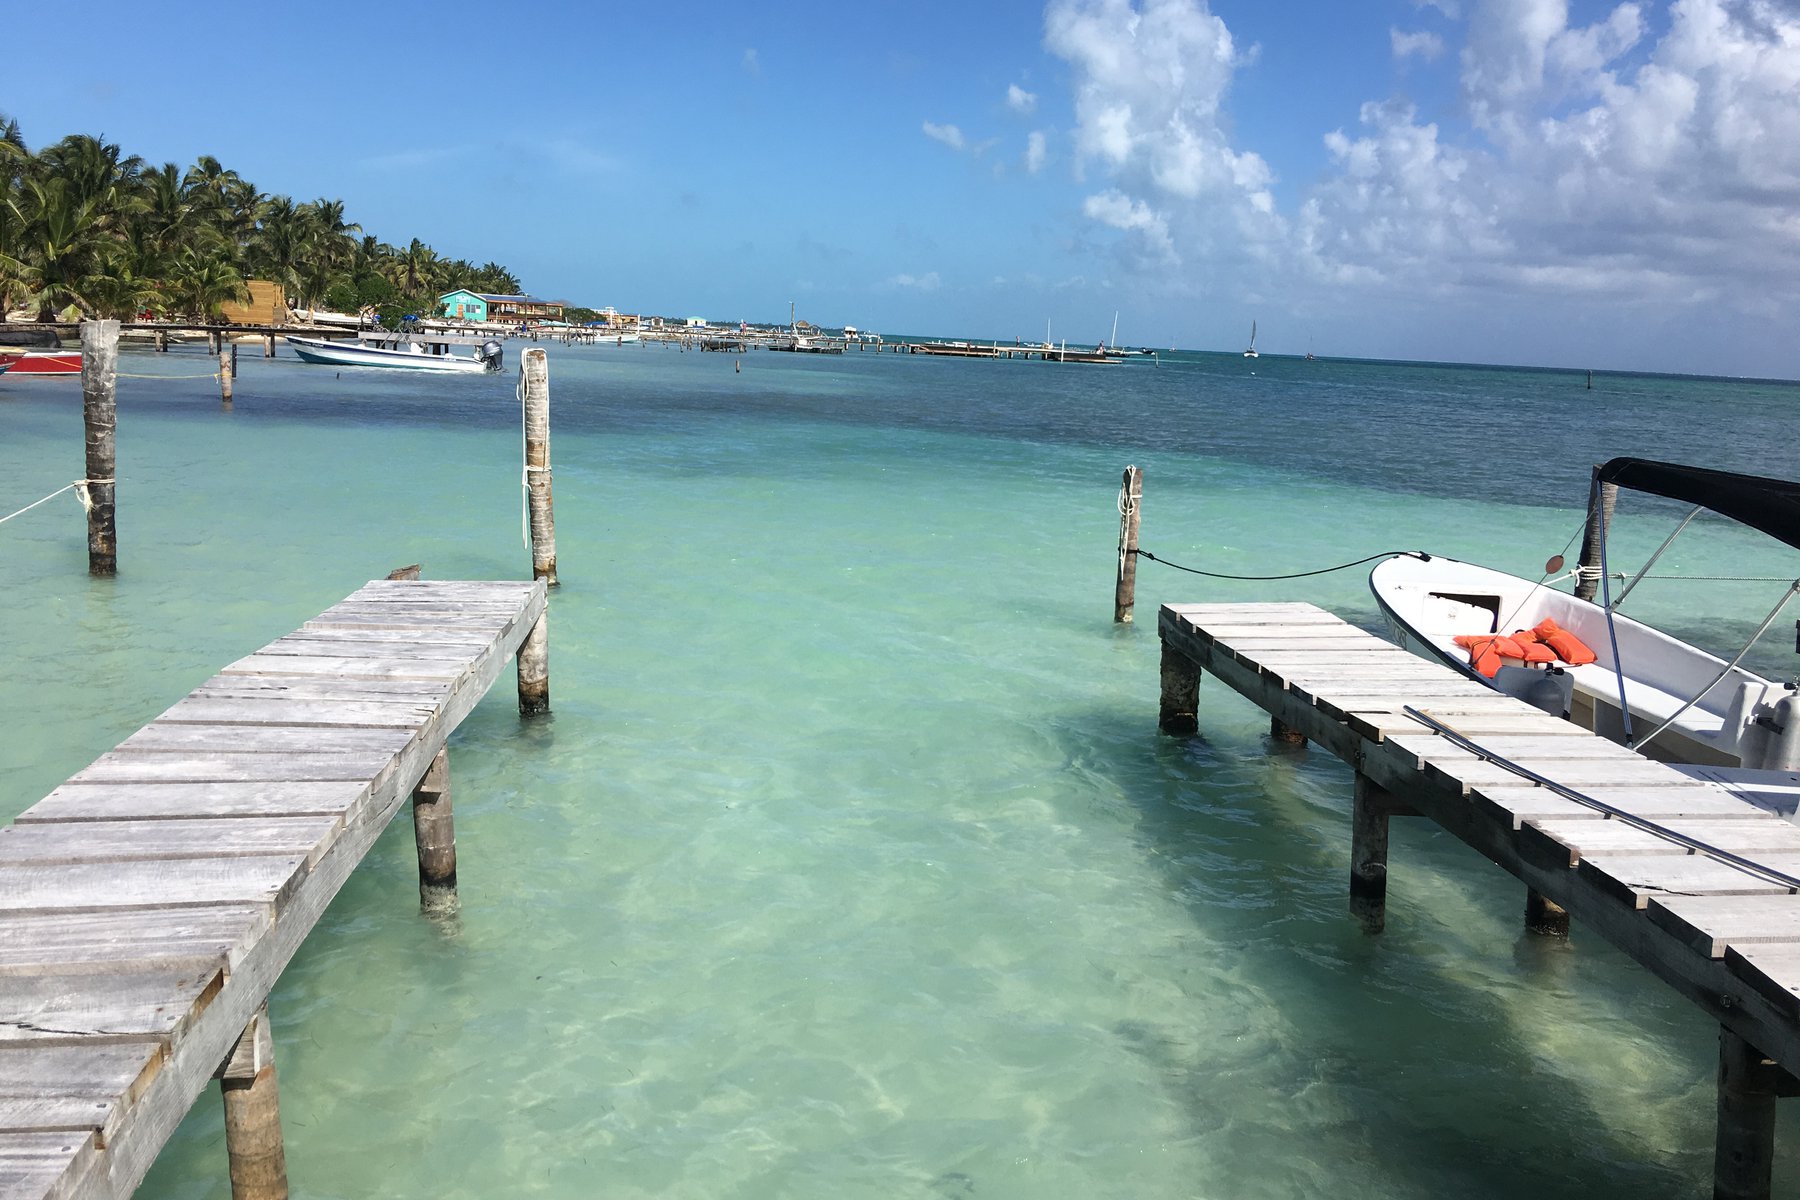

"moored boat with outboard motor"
[285,335,503,373]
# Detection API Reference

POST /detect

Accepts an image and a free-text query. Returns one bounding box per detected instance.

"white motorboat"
[1371,457,1800,770]
[285,335,502,373]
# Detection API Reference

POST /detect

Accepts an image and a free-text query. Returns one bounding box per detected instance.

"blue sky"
[8,0,1799,377]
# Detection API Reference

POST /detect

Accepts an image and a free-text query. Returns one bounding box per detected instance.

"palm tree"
[14,175,111,319]
[397,238,438,297]
[170,247,247,320]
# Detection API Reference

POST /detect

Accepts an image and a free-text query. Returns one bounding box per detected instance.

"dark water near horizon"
[3,342,1797,1198]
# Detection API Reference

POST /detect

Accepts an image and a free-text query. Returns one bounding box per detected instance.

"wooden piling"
[81,319,119,577]
[264,332,276,358]
[520,347,557,586]
[155,329,168,352]
[1350,774,1391,934]
[518,612,550,715]
[220,342,235,405]
[411,747,458,914]
[1716,1028,1778,1200]
[1574,465,1618,603]
[208,330,221,355]
[218,1005,288,1200]
[1114,465,1143,623]
[1525,888,1570,936]
[1157,640,1200,734]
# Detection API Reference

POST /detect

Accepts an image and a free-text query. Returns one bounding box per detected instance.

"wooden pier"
[0,578,548,1200]
[1157,601,1800,1199]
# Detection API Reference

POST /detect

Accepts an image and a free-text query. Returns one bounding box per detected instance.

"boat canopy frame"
[1600,457,1800,556]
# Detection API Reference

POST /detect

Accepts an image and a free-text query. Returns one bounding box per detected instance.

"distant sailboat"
[1243,321,1259,359]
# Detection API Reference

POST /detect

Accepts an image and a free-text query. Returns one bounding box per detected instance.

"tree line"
[0,117,526,325]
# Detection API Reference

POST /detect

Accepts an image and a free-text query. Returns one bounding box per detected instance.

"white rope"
[0,482,78,525]
[1116,469,1138,576]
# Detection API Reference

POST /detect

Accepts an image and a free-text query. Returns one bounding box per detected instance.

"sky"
[7,0,1800,377]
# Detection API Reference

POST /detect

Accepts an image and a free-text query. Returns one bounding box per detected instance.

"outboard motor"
[1496,665,1572,718]
[478,339,504,371]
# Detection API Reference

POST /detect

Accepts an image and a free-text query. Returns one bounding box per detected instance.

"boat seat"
[1562,661,1727,743]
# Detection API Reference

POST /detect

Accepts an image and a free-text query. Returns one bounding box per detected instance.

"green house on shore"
[438,289,564,326]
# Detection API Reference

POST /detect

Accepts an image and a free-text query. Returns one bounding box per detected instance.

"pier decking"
[1158,601,1800,1199]
[0,578,548,1200]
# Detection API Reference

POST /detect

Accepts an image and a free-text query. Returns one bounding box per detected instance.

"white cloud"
[1391,28,1445,61]
[922,121,966,150]
[1082,190,1175,260]
[1007,83,1039,114]
[742,47,761,76]
[887,271,942,291]
[1025,130,1048,174]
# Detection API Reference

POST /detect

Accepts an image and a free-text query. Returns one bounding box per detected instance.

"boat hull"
[285,336,493,373]
[0,350,82,375]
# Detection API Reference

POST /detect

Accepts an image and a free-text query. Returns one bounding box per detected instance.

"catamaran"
[1371,457,1800,772]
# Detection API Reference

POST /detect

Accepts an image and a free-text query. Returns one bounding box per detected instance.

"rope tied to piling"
[71,478,114,514]
[1130,548,1429,582]
[0,482,80,526]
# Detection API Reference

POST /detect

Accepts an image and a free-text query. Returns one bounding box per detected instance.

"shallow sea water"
[4,342,1800,1198]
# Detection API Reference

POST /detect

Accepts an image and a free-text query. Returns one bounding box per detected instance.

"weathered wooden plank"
[1522,818,1800,867]
[1184,623,1387,640]
[0,818,341,869]
[269,627,495,647]
[252,641,480,664]
[1649,895,1800,958]
[0,1130,100,1200]
[1473,784,1774,829]
[117,724,414,756]
[19,782,367,824]
[1726,946,1800,1018]
[0,968,223,1046]
[189,676,450,702]
[1576,852,1800,907]
[70,752,395,784]
[1216,636,1399,653]
[219,654,466,680]
[0,1041,161,1141]
[0,908,267,978]
[0,857,307,916]
[152,697,435,729]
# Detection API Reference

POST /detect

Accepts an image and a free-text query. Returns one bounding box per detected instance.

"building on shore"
[438,289,565,326]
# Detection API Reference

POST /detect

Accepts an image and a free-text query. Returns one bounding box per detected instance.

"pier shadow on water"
[1044,701,1800,1200]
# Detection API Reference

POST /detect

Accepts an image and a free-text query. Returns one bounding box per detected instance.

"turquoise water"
[4,344,1799,1198]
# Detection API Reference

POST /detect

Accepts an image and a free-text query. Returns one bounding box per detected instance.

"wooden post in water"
[208,330,221,356]
[1715,1028,1778,1200]
[264,332,276,358]
[81,320,119,577]
[1114,465,1143,623]
[520,347,557,585]
[220,341,235,405]
[1525,888,1569,936]
[518,611,550,716]
[1574,465,1618,603]
[1157,640,1199,734]
[411,748,458,914]
[218,1004,288,1200]
[155,329,168,352]
[1350,774,1391,933]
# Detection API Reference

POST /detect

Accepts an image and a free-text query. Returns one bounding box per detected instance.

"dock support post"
[220,342,235,405]
[411,748,458,915]
[1575,465,1618,603]
[218,1004,288,1200]
[155,329,168,352]
[1114,465,1142,623]
[1715,1028,1777,1200]
[1350,774,1391,934]
[518,612,550,716]
[1158,640,1199,734]
[80,319,119,577]
[1270,717,1307,746]
[520,347,557,586]
[1525,889,1570,936]
[265,332,276,357]
[208,330,221,356]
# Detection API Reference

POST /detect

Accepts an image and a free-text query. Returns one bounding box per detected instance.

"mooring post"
[155,329,168,353]
[520,347,557,585]
[219,341,235,405]
[264,332,276,358]
[411,747,458,915]
[208,329,221,356]
[1715,1028,1778,1200]
[518,612,550,716]
[218,1004,288,1200]
[1574,464,1618,603]
[1350,774,1392,934]
[80,320,119,577]
[1525,888,1570,936]
[1158,639,1200,734]
[1114,464,1143,623]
